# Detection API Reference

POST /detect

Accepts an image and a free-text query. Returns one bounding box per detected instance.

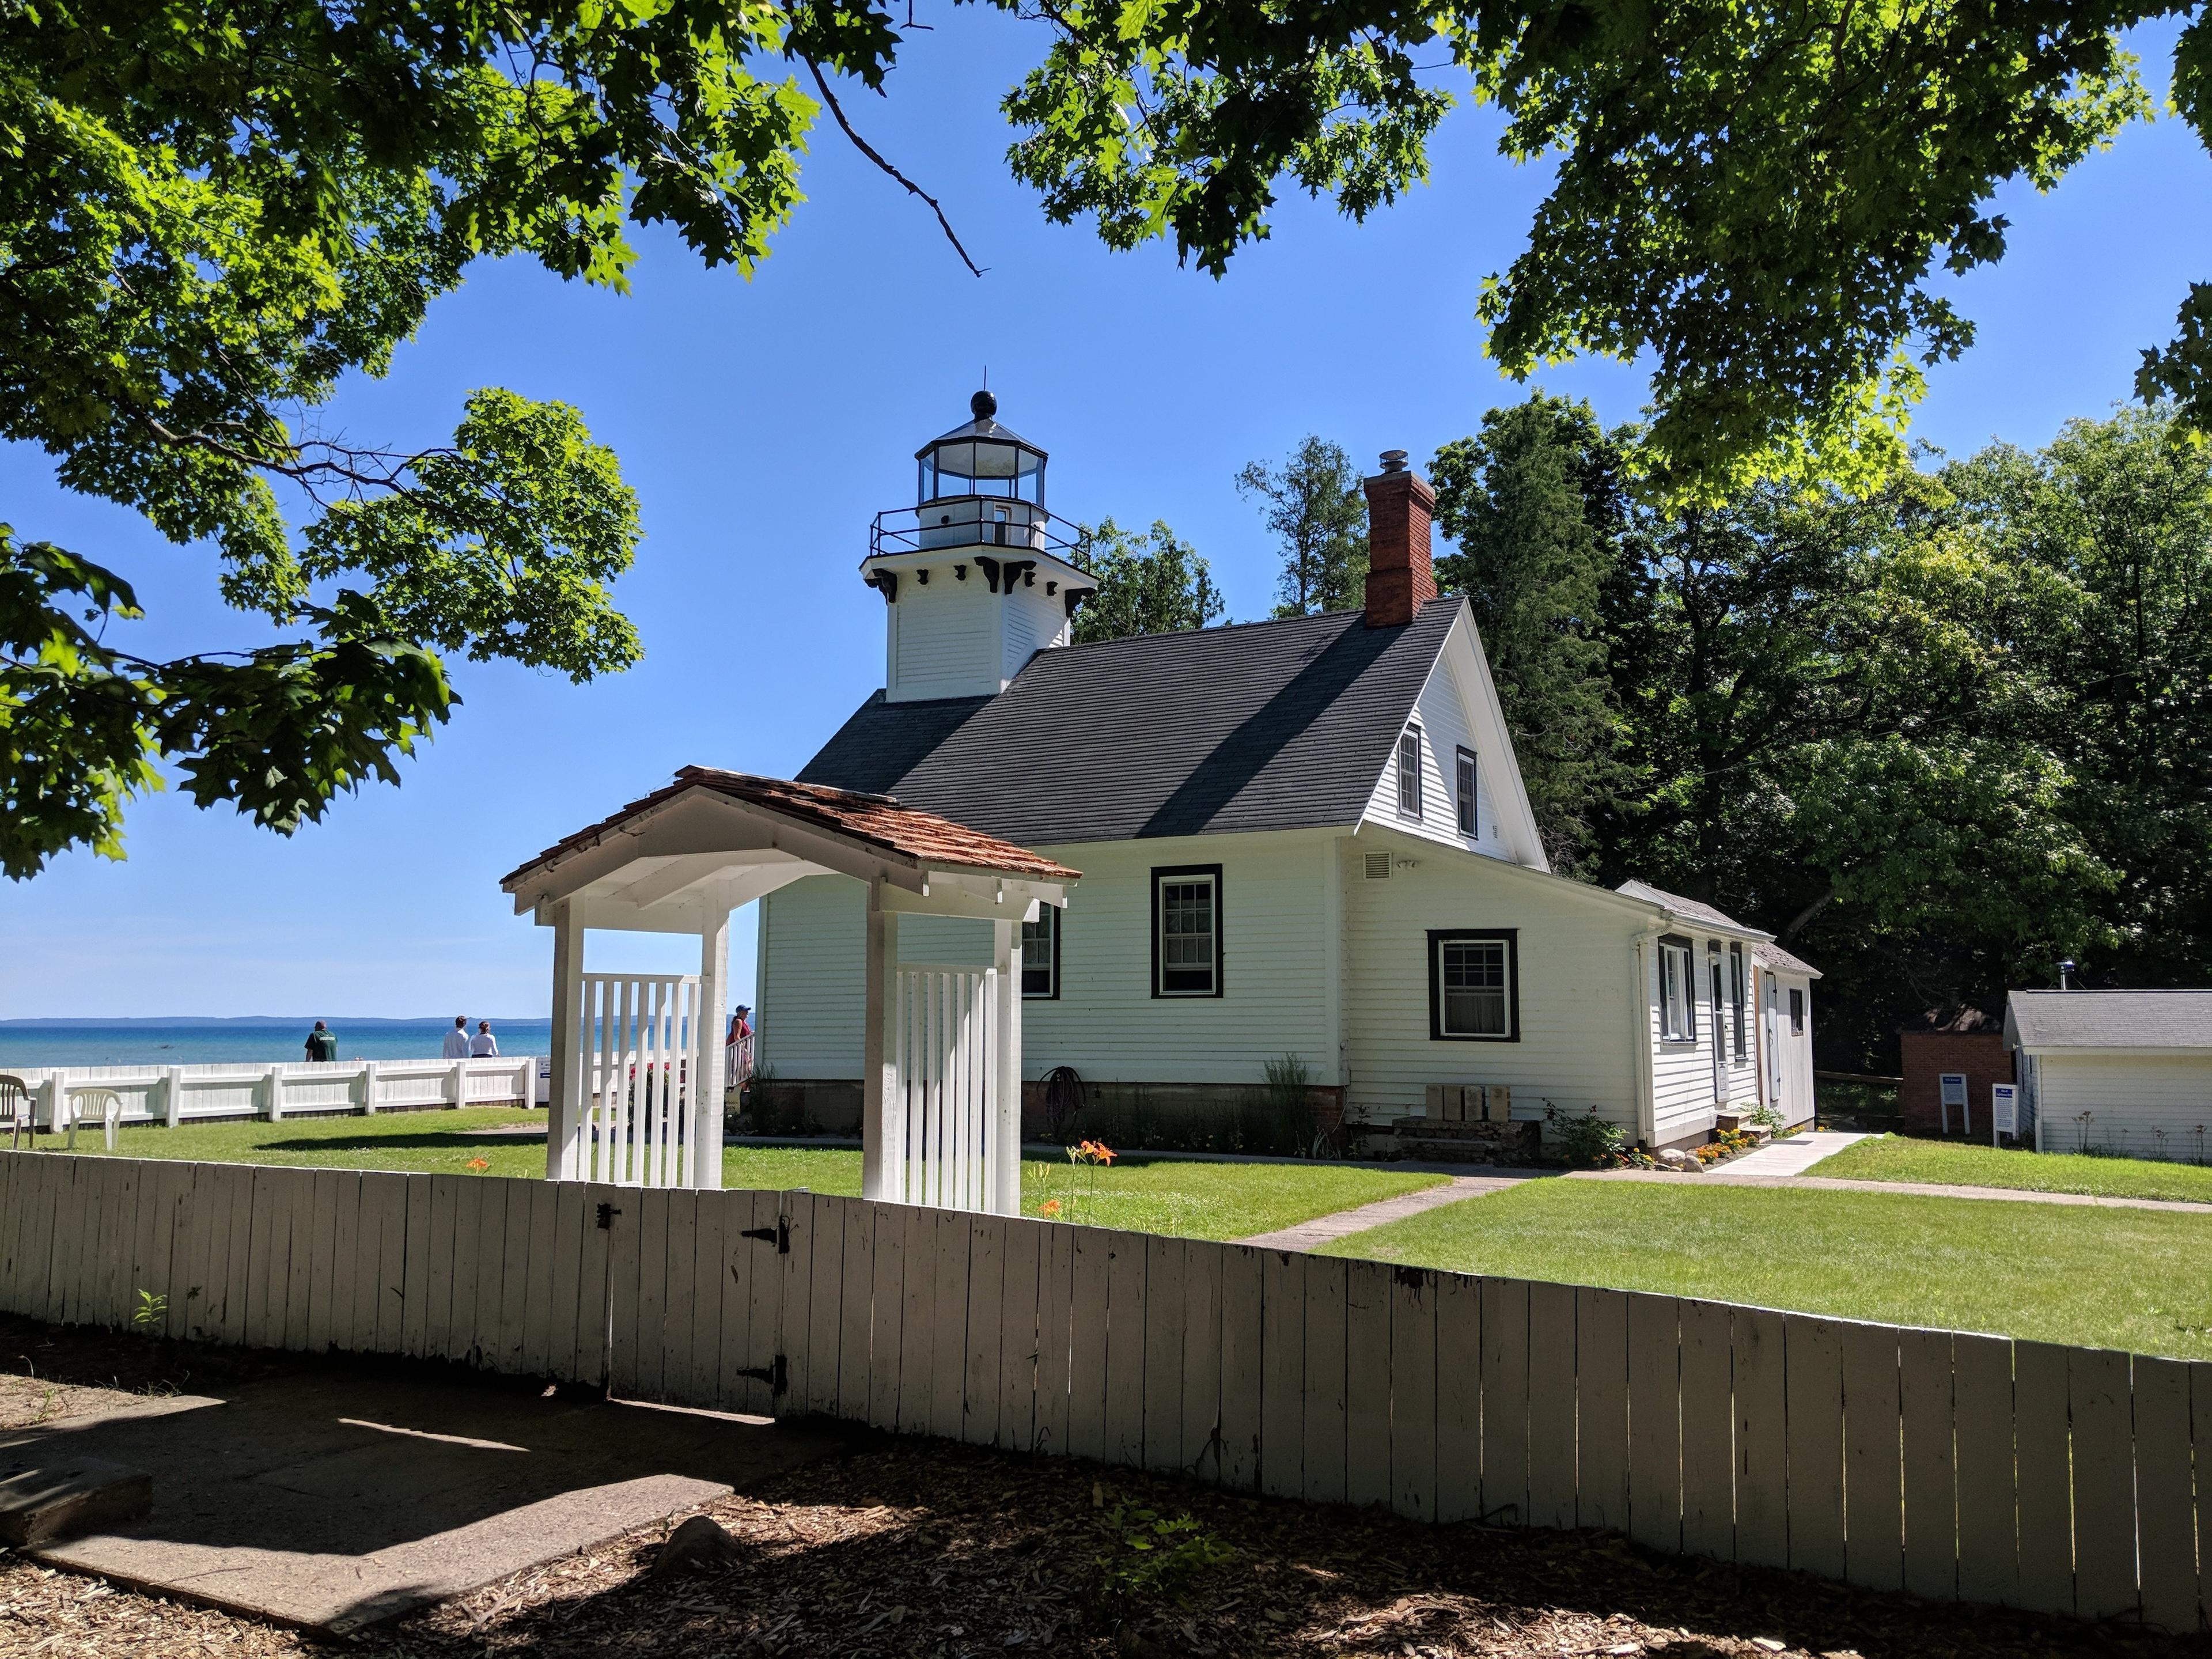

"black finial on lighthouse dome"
[970,388,998,421]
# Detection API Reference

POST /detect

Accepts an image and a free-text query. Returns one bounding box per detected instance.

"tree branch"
[802,55,984,278]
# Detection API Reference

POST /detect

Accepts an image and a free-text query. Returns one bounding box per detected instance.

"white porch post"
[692,902,730,1190]
[861,881,902,1202]
[991,916,1022,1217]
[546,900,586,1180]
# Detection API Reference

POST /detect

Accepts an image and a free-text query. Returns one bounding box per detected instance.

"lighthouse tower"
[861,391,1097,703]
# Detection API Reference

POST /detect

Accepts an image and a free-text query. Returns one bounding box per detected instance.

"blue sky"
[5,16,2209,1021]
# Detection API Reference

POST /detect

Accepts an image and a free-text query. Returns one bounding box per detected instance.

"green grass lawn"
[1816,1132,2212,1204]
[31,1108,1445,1244]
[1321,1177,2212,1359]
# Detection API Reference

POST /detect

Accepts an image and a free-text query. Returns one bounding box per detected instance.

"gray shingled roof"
[1615,879,1764,939]
[797,600,1462,845]
[2008,990,2212,1050]
[1752,940,1823,980]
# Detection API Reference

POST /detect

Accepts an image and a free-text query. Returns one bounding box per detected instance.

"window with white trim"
[1727,944,1747,1058]
[1658,937,1696,1041]
[1455,747,1477,836]
[1021,905,1059,999]
[1429,930,1518,1040]
[1152,866,1222,998]
[1397,728,1423,817]
[1789,987,1805,1035]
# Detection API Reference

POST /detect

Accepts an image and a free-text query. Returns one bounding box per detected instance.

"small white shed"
[2006,990,2212,1161]
[1751,941,1820,1128]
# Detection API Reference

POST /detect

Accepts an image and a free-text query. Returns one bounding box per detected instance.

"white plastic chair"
[0,1075,28,1150]
[69,1087,122,1152]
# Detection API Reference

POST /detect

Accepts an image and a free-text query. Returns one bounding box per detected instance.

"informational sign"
[1990,1083,2018,1141]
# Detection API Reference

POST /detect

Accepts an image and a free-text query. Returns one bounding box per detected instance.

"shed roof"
[2006,990,2212,1051]
[1614,880,1769,941]
[798,600,1463,844]
[502,767,1080,890]
[1751,940,1824,980]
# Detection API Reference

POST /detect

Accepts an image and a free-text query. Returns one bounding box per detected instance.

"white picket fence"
[887,965,999,1213]
[570,974,703,1187]
[2,1056,541,1132]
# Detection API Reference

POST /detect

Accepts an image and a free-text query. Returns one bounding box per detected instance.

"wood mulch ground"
[2,1320,2202,1659]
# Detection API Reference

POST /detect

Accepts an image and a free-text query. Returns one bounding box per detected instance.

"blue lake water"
[0,1021,554,1069]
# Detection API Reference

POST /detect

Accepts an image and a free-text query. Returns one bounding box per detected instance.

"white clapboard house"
[755,395,1817,1150]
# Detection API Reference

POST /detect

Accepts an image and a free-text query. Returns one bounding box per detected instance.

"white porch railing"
[887,964,1005,1213]
[1,1056,540,1131]
[570,972,704,1187]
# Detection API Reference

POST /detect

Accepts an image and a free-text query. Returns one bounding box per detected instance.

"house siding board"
[799,603,1461,845]
[1341,834,1637,1125]
[2028,1054,2212,1159]
[1646,937,1764,1147]
[1358,638,1500,860]
[760,835,1339,1086]
[889,570,996,700]
[1018,835,1334,1082]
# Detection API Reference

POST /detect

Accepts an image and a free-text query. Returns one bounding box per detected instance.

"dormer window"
[1397,728,1423,817]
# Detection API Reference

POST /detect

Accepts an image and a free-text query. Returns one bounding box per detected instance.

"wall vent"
[1363,852,1393,881]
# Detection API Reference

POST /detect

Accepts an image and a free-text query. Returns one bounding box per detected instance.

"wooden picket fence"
[0,1150,2205,1631]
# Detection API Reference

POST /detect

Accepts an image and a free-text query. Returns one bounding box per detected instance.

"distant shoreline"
[0,1016,546,1028]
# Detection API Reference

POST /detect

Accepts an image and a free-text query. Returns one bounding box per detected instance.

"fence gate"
[887,964,1006,1213]
[570,972,703,1187]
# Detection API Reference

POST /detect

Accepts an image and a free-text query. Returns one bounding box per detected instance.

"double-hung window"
[1397,728,1423,817]
[1021,905,1060,999]
[1429,930,1518,1040]
[1658,936,1697,1042]
[1152,866,1223,998]
[1455,747,1478,836]
[1728,944,1747,1058]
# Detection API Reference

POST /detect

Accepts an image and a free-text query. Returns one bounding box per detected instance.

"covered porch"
[501,767,1077,1209]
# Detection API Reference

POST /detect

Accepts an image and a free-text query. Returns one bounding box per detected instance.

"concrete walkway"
[3,1355,853,1633]
[1717,1128,1869,1176]
[1237,1171,1535,1250]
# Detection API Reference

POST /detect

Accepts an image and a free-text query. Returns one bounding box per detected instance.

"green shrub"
[1544,1105,1627,1167]
[1092,1503,1234,1604]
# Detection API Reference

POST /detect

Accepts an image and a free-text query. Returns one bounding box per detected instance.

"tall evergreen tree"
[1236,438,1369,616]
[1430,395,1633,871]
[1071,519,1225,644]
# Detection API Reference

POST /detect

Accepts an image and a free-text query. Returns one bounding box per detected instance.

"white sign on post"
[1990,1082,2018,1143]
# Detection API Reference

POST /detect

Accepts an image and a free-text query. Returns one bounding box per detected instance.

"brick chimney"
[1362,449,1436,628]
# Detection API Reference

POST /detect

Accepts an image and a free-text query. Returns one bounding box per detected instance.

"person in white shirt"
[441,1017,470,1059]
[469,1020,499,1058]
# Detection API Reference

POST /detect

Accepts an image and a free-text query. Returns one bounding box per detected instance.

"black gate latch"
[736,1354,789,1396]
[740,1218,790,1253]
[595,1202,622,1230]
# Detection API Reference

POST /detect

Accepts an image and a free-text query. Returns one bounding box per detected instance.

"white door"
[1709,952,1726,1104]
[1763,974,1782,1105]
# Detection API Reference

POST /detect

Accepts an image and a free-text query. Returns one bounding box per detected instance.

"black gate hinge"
[595,1202,622,1230]
[741,1218,790,1253]
[736,1354,789,1396]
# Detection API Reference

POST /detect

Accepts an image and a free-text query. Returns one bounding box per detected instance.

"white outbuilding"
[2006,990,2212,1161]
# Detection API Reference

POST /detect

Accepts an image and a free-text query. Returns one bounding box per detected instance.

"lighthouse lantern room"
[863,391,1097,703]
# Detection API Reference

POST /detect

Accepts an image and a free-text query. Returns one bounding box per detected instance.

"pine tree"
[1430,395,1633,871]
[1236,438,1369,616]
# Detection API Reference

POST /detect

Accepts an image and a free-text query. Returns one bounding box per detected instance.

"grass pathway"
[29,1108,1448,1244]
[1321,1176,2212,1359]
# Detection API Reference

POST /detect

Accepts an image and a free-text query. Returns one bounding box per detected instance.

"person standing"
[304,1021,339,1063]
[442,1017,470,1059]
[726,1005,754,1088]
[469,1020,499,1058]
